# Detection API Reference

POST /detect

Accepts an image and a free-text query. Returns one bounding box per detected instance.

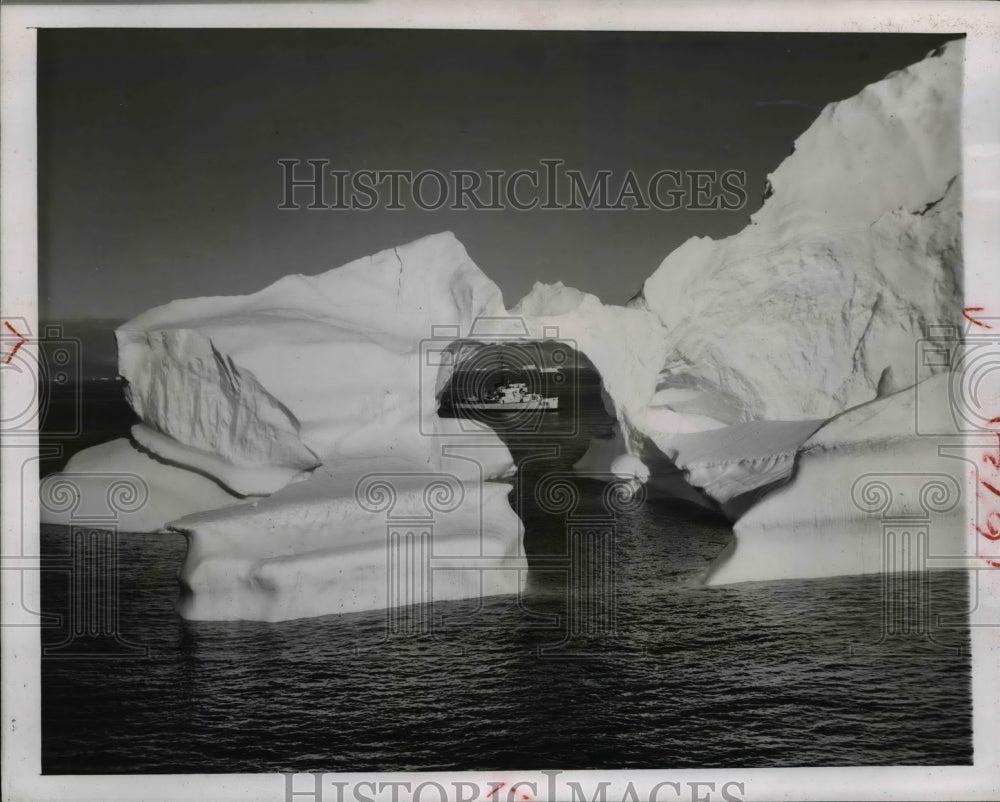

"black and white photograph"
[2,3,1000,801]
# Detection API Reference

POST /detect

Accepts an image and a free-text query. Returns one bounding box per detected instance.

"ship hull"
[453,399,559,411]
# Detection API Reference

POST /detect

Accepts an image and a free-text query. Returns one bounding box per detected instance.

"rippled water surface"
[40,369,972,773]
[41,508,971,773]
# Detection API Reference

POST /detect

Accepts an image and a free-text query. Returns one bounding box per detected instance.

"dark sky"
[38,29,958,321]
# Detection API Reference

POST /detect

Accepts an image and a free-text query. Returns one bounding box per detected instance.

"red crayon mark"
[485,783,530,800]
[963,307,992,329]
[978,431,1000,562]
[984,434,1000,467]
[3,321,27,364]
[976,521,1000,541]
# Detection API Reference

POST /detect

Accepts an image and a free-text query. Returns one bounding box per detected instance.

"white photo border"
[2,2,999,801]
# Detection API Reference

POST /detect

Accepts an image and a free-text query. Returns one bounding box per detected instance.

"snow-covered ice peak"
[636,38,963,424]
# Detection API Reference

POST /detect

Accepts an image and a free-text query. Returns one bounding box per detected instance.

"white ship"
[452,382,558,411]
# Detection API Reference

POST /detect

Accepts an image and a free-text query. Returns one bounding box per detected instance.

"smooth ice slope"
[634,40,962,424]
[648,418,827,509]
[40,438,245,531]
[706,372,967,584]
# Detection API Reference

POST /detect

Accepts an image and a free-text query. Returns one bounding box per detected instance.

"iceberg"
[500,40,962,522]
[43,232,524,620]
[616,40,964,537]
[41,39,967,616]
[632,39,962,424]
[116,231,512,493]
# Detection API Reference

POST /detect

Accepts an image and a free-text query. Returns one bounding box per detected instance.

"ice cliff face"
[634,39,962,424]
[116,232,511,496]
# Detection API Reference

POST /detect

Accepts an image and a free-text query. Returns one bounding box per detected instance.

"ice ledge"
[169,468,527,622]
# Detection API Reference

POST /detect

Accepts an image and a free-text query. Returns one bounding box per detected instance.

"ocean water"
[39,367,972,773]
